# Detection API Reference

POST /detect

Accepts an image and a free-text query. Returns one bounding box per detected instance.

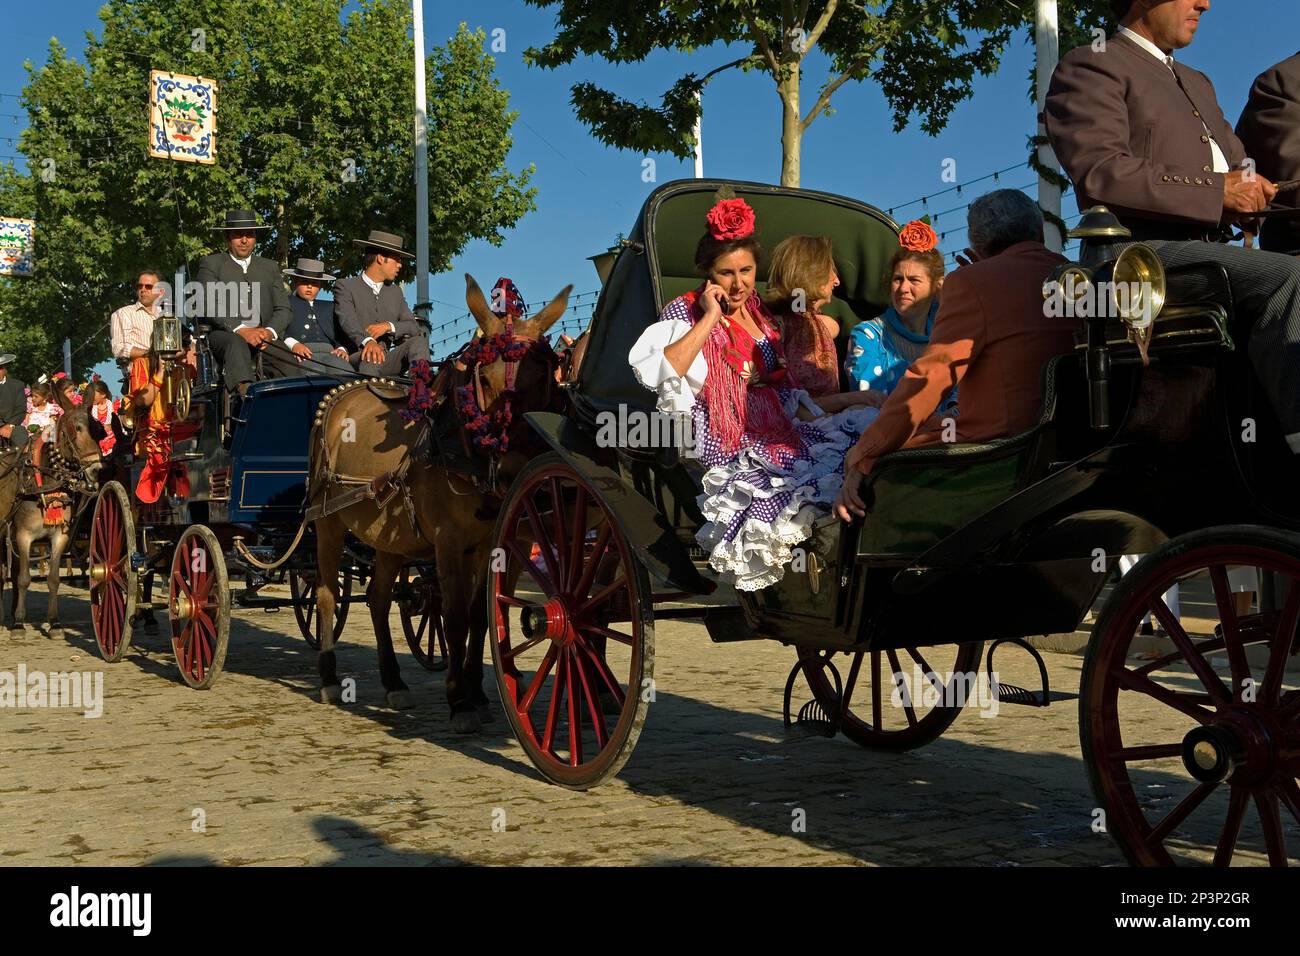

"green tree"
[524,0,1111,187]
[0,0,535,381]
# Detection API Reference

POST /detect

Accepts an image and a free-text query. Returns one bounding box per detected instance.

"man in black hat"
[0,353,29,450]
[274,258,353,375]
[193,209,293,392]
[333,230,430,377]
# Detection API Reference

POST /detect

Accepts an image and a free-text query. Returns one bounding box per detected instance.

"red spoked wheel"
[89,481,137,663]
[168,525,231,690]
[399,565,448,671]
[489,453,653,789]
[1082,526,1300,866]
[291,568,352,651]
[796,641,985,750]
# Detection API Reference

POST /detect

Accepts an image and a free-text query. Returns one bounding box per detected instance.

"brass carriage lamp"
[150,309,190,417]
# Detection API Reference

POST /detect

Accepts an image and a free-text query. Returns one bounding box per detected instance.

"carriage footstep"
[320,683,344,705]
[790,698,838,738]
[987,638,1051,707]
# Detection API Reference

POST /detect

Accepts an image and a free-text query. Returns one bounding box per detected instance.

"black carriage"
[488,178,1300,866]
[85,339,449,689]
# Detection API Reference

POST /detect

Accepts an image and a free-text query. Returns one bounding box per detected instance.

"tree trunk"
[778,66,801,188]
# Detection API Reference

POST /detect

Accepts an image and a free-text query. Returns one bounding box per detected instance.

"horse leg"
[369,549,411,710]
[0,533,8,636]
[436,535,479,734]
[316,516,346,704]
[11,518,33,633]
[45,526,67,639]
[466,556,493,721]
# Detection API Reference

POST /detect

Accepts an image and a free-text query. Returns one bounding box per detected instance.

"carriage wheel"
[489,453,654,789]
[168,525,231,690]
[291,568,352,650]
[1081,526,1300,866]
[88,481,137,663]
[399,565,448,672]
[797,641,985,750]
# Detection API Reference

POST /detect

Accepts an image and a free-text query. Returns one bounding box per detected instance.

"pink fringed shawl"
[681,287,803,459]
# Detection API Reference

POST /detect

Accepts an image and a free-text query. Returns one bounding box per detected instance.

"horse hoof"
[46,626,63,641]
[450,710,482,735]
[320,684,344,705]
[386,689,413,710]
[0,626,8,640]
[475,702,494,723]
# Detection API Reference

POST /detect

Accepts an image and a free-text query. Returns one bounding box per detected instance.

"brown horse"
[1,387,103,638]
[307,275,571,732]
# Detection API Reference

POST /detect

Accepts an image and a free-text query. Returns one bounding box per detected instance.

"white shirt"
[358,271,395,345]
[226,252,276,337]
[1119,27,1229,173]
[229,253,252,273]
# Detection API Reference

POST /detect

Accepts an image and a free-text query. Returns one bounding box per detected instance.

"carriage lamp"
[150,312,191,417]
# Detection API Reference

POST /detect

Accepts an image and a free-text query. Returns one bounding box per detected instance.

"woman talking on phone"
[628,192,877,591]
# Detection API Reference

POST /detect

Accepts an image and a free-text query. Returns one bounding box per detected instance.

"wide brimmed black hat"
[216,208,270,231]
[283,257,337,283]
[352,229,415,260]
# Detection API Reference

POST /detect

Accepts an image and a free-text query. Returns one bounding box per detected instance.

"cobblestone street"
[0,581,1288,866]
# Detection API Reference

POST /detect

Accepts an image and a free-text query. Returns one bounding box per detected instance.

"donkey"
[1,389,103,638]
[307,275,571,732]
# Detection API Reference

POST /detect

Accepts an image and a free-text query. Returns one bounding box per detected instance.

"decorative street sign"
[149,70,217,164]
[0,216,35,276]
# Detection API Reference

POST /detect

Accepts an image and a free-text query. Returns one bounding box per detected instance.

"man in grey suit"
[333,230,430,377]
[1046,0,1300,453]
[1237,52,1300,255]
[193,209,293,392]
[0,354,29,450]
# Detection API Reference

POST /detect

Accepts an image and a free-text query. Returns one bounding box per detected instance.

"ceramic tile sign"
[0,217,35,276]
[149,70,217,164]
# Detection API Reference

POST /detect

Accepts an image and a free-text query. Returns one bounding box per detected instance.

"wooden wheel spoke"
[565,653,583,767]
[566,487,587,592]
[522,496,563,595]
[572,645,608,749]
[578,576,626,618]
[1117,743,1184,762]
[871,651,882,731]
[495,593,533,609]
[839,652,863,724]
[1115,666,1216,725]
[519,644,558,715]
[549,477,569,584]
[503,633,548,661]
[1278,779,1300,828]
[573,523,612,603]
[541,648,567,756]
[576,622,633,646]
[1148,780,1218,845]
[1208,567,1253,698]
[1149,592,1232,707]
[1213,787,1249,867]
[886,648,916,727]
[1261,577,1300,705]
[1254,790,1288,867]
[506,539,557,596]
[576,639,624,705]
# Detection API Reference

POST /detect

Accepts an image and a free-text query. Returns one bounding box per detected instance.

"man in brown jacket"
[835,191,1075,520]
[1237,52,1300,255]
[1045,0,1300,454]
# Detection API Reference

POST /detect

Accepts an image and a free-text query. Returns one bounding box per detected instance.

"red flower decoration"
[898,220,939,253]
[706,199,756,240]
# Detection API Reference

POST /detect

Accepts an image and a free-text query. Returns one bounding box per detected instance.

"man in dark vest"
[1237,52,1300,255]
[0,353,29,450]
[275,257,353,375]
[333,230,430,377]
[1046,0,1300,454]
[193,209,293,392]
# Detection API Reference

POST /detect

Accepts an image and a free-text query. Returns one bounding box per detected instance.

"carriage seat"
[856,353,1076,556]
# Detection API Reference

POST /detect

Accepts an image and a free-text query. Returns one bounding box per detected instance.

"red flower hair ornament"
[706,198,757,240]
[898,219,939,253]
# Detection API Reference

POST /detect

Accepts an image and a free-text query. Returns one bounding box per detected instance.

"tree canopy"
[0,0,536,381]
[524,0,1111,187]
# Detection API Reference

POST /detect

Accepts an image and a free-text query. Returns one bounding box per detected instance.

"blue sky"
[2,0,1298,388]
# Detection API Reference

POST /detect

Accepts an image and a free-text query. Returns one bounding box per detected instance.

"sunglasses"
[137,282,155,290]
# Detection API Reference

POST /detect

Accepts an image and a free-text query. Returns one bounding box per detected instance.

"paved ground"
[0,580,1291,866]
